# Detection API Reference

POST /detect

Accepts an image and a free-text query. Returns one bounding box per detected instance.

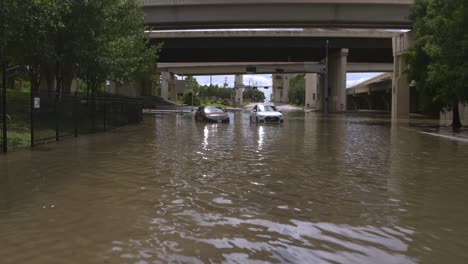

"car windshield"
[258,105,276,112]
[205,107,224,113]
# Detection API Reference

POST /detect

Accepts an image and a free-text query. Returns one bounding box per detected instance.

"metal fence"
[1,90,143,153]
[31,92,143,146]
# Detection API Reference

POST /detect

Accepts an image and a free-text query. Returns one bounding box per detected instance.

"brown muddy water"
[1,111,467,264]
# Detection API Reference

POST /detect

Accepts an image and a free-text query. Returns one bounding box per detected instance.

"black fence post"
[30,82,35,147]
[103,96,107,131]
[91,93,95,134]
[2,63,7,153]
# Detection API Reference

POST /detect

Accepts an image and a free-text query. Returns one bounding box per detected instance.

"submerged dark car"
[195,106,230,123]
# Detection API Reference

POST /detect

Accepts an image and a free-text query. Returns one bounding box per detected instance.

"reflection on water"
[1,111,468,263]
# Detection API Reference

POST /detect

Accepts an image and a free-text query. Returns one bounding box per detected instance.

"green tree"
[2,0,159,96]
[2,1,58,93]
[406,0,468,129]
[288,74,305,105]
[243,89,265,102]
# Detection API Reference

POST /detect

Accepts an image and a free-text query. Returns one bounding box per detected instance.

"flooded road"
[1,111,468,263]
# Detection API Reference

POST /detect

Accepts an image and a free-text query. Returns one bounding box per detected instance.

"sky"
[188,73,382,101]
[192,73,381,88]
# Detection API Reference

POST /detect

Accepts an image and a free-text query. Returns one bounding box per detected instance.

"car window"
[205,107,224,113]
[258,105,275,112]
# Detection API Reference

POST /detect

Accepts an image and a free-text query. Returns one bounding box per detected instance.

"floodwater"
[1,111,468,264]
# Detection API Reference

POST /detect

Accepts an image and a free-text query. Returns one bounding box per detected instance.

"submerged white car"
[250,104,284,124]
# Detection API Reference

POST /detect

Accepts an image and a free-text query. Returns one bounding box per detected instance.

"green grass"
[7,131,31,150]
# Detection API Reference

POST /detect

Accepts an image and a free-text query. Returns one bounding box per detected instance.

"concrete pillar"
[317,74,325,111]
[272,74,291,103]
[161,72,175,101]
[392,32,412,119]
[272,74,280,102]
[328,49,348,112]
[282,74,291,103]
[235,74,244,106]
[170,75,177,102]
[305,73,318,109]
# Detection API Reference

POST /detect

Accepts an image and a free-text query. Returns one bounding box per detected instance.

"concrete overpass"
[153,31,414,116]
[150,29,398,63]
[141,0,413,29]
[346,72,392,111]
[156,62,393,75]
[139,0,415,118]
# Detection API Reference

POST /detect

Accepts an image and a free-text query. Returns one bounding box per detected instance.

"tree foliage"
[288,74,305,105]
[243,89,266,102]
[1,0,159,94]
[406,0,468,127]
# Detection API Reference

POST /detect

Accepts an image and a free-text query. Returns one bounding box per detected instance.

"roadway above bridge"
[141,0,413,29]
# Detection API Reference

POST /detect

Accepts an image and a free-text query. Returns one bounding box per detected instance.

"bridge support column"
[161,72,175,101]
[328,49,348,112]
[392,32,412,119]
[234,74,243,106]
[305,73,318,109]
[272,74,291,103]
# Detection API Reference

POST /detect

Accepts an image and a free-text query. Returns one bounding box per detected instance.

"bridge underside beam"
[156,62,392,76]
[151,37,393,63]
[143,3,412,29]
